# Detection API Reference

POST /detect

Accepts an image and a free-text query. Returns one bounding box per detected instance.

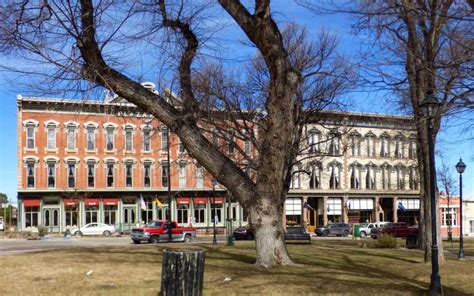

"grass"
[1,239,473,295]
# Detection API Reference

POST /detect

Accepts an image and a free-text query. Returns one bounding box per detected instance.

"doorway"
[43,207,60,233]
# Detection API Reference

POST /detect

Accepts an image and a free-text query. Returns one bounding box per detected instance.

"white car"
[72,223,116,236]
[359,222,390,238]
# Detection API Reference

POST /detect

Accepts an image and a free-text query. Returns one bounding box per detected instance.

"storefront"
[347,198,374,223]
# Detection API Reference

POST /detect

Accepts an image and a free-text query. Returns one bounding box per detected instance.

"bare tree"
[301,0,473,263]
[0,1,352,267]
[437,160,458,241]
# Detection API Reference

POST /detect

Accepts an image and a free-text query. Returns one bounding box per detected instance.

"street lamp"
[212,178,218,245]
[455,158,466,259]
[419,92,442,295]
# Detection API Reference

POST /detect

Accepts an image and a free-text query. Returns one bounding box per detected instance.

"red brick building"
[439,194,461,238]
[17,95,246,233]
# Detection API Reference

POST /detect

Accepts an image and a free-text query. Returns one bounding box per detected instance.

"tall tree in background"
[0,1,351,267]
[302,0,473,262]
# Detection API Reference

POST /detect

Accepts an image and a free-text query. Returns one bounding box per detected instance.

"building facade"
[17,95,422,234]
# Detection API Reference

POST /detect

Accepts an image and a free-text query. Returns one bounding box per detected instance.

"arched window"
[409,166,419,190]
[308,129,321,154]
[328,131,341,156]
[290,163,302,189]
[394,134,405,158]
[395,164,406,190]
[309,162,322,189]
[328,161,342,189]
[365,132,376,157]
[365,163,377,190]
[349,162,362,189]
[349,132,362,157]
[380,163,392,190]
[379,133,391,157]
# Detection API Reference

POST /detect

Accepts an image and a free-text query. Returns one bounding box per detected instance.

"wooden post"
[160,249,206,296]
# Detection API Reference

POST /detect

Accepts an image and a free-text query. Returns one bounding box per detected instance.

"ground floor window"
[25,206,39,227]
[177,204,189,224]
[156,206,168,220]
[327,215,341,224]
[398,210,419,226]
[85,206,99,224]
[441,208,457,226]
[141,197,154,224]
[211,204,223,224]
[194,204,206,223]
[104,206,117,225]
[286,214,301,225]
[65,206,79,227]
[286,198,302,226]
[123,207,136,225]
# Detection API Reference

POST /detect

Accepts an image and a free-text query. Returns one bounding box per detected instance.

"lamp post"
[455,158,466,259]
[212,178,217,245]
[419,92,442,295]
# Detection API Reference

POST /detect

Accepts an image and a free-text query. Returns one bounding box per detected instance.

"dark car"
[315,223,352,237]
[233,226,254,240]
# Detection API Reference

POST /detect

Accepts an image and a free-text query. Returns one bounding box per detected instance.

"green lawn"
[1,239,473,295]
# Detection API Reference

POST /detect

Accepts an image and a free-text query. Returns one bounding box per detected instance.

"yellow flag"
[155,198,163,208]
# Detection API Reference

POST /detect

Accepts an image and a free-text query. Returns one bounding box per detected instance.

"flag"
[155,198,163,209]
[398,201,406,212]
[327,205,330,213]
[303,202,314,211]
[140,194,146,210]
[347,201,351,210]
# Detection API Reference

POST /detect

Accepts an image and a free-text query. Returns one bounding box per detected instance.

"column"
[342,196,348,224]
[393,197,398,223]
[323,196,328,226]
[302,196,308,228]
[374,197,380,222]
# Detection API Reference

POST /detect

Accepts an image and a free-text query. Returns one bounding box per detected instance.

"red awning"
[63,199,79,206]
[177,197,191,204]
[212,197,225,204]
[103,198,118,206]
[84,198,99,206]
[23,199,40,207]
[193,198,208,205]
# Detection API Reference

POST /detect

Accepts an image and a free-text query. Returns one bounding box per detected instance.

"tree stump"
[160,249,206,296]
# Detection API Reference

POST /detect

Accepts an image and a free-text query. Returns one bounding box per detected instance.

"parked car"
[315,223,352,237]
[358,222,391,238]
[370,222,418,239]
[233,226,254,240]
[71,223,116,236]
[130,220,196,244]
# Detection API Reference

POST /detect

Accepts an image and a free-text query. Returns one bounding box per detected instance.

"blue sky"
[0,1,472,202]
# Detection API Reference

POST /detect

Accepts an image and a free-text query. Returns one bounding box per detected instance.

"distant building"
[463,200,474,237]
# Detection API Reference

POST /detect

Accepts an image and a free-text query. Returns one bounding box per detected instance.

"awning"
[193,197,208,205]
[177,197,191,204]
[84,198,99,206]
[103,198,118,206]
[63,199,79,206]
[23,199,40,207]
[212,197,225,204]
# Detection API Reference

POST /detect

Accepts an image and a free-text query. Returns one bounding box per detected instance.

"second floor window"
[381,165,391,190]
[67,127,76,150]
[143,129,151,152]
[144,163,151,188]
[195,165,203,188]
[47,163,55,188]
[394,138,404,158]
[125,127,133,151]
[47,127,56,149]
[366,166,376,190]
[26,126,35,149]
[396,167,405,190]
[409,141,417,159]
[27,162,35,188]
[162,162,169,187]
[86,126,95,150]
[178,138,186,153]
[161,128,168,152]
[308,131,320,154]
[409,166,419,190]
[87,163,95,188]
[350,166,361,189]
[107,163,114,187]
[290,166,301,189]
[68,163,76,188]
[179,162,186,188]
[366,136,375,157]
[328,134,340,156]
[329,164,340,189]
[380,137,389,157]
[309,164,321,189]
[228,131,235,154]
[125,163,133,187]
[350,135,360,156]
[106,127,114,150]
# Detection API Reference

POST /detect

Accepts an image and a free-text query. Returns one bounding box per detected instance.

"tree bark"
[160,249,206,296]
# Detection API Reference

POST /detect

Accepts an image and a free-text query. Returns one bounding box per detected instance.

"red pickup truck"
[130,220,196,244]
[370,222,418,239]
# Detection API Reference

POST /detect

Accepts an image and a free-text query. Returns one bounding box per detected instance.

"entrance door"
[306,209,317,233]
[122,206,136,233]
[43,207,60,233]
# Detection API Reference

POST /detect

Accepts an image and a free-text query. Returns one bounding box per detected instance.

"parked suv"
[358,222,390,238]
[315,223,352,237]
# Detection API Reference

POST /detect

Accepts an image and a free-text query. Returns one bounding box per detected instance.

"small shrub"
[37,225,49,237]
[375,234,397,248]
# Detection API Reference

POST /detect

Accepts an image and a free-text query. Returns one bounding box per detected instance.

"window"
[365,165,376,190]
[87,163,95,188]
[85,206,98,224]
[195,165,204,188]
[47,126,56,149]
[308,130,320,153]
[47,163,56,188]
[162,161,169,187]
[290,165,301,189]
[143,162,151,188]
[106,163,114,187]
[329,163,341,189]
[309,163,321,189]
[178,138,185,153]
[409,166,419,190]
[350,165,361,189]
[177,204,189,224]
[67,163,76,188]
[161,128,168,152]
[179,161,187,188]
[125,162,133,187]
[442,208,457,226]
[349,134,361,156]
[141,197,154,224]
[227,131,235,154]
[365,135,375,157]
[380,136,390,157]
[27,162,35,188]
[408,141,417,159]
[394,137,404,158]
[244,132,251,155]
[65,205,78,227]
[396,166,405,190]
[328,133,340,156]
[66,125,76,150]
[25,206,39,227]
[26,125,35,149]
[381,165,391,190]
[125,127,133,151]
[86,125,96,150]
[211,203,223,224]
[143,128,152,152]
[104,205,117,225]
[105,127,114,150]
[194,204,206,223]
